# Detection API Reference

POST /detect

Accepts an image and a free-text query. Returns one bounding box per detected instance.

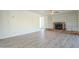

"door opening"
[40,17,45,29]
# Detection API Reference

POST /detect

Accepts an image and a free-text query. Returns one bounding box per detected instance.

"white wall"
[44,15,53,29]
[78,11,79,32]
[0,11,3,37]
[64,12,78,31]
[52,11,78,31]
[44,16,48,28]
[0,11,41,39]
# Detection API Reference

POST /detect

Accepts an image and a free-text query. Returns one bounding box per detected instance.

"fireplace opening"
[54,22,65,30]
[55,23,63,30]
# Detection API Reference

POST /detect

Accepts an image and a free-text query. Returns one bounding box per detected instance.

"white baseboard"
[0,29,41,39]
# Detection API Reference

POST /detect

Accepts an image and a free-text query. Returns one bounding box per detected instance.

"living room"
[0,10,79,48]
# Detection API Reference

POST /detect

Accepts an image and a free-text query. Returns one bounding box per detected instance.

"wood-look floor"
[0,30,79,48]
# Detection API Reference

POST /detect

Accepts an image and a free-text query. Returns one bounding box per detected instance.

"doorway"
[40,17,45,29]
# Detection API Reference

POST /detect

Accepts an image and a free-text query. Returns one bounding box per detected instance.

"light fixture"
[48,10,59,15]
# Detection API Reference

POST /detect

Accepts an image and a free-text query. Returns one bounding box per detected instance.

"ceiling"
[30,10,49,15]
[30,10,77,15]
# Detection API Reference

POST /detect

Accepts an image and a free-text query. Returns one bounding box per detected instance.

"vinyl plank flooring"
[0,30,79,48]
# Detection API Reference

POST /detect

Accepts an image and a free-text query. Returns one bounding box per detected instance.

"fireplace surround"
[53,22,65,30]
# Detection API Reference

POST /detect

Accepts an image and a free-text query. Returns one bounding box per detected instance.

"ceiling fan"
[48,10,59,15]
